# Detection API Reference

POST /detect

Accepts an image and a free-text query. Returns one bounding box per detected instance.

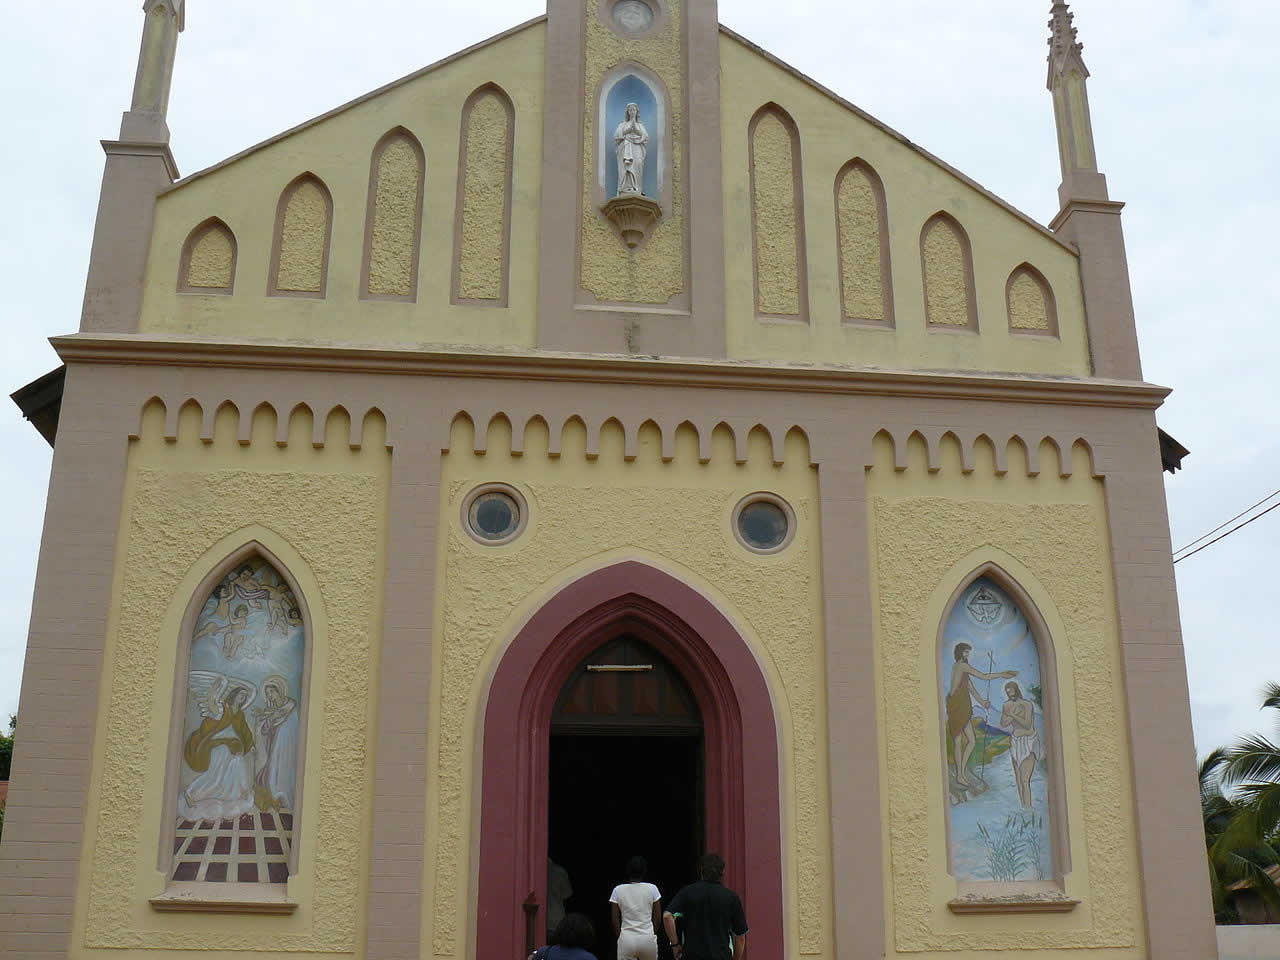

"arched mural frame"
[593,61,673,213]
[155,535,317,888]
[474,561,784,959]
[933,557,1073,893]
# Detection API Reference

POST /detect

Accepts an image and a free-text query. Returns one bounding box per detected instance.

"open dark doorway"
[547,635,704,960]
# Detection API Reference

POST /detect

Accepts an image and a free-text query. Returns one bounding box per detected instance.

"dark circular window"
[463,484,527,544]
[733,494,794,553]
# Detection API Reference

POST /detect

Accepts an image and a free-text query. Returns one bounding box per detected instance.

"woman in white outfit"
[610,856,661,960]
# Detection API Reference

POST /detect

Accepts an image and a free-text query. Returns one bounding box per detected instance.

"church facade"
[1,1,1216,959]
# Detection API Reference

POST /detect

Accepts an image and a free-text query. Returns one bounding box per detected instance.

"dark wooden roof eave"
[10,365,65,448]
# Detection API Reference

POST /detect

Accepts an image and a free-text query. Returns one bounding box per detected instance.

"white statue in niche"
[613,102,650,196]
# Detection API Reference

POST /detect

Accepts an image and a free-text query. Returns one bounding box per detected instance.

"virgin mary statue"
[613,103,649,196]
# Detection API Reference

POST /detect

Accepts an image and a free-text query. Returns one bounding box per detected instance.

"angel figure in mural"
[252,675,299,811]
[614,102,649,196]
[1000,681,1043,808]
[179,672,257,820]
[192,602,251,660]
[946,642,1016,798]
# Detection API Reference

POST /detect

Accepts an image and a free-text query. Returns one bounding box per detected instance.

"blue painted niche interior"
[604,74,659,200]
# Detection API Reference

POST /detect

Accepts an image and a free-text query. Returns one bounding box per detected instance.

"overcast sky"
[1,1,1276,758]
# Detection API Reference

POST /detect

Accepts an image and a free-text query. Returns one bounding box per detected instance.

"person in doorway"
[610,855,662,960]
[662,854,747,960]
[547,858,573,939]
[530,912,598,960]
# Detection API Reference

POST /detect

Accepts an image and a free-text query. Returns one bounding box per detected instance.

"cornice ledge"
[50,334,1171,409]
[1050,198,1126,231]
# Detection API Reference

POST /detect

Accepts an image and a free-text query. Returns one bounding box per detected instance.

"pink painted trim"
[476,562,783,958]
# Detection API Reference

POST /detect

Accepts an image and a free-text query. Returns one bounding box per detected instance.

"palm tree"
[1202,682,1280,923]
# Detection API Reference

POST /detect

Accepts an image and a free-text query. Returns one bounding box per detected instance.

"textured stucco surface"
[922,216,971,327]
[429,418,829,957]
[579,0,685,305]
[139,23,544,347]
[184,222,234,289]
[81,403,388,952]
[836,164,884,322]
[367,135,422,297]
[275,178,329,293]
[456,93,510,300]
[751,111,801,317]
[1008,268,1051,331]
[869,437,1142,954]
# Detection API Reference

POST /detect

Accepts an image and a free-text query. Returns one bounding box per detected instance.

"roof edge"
[718,24,1078,256]
[164,14,548,194]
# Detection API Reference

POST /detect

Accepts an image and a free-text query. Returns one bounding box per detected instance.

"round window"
[733,494,795,554]
[463,484,528,545]
[612,0,655,34]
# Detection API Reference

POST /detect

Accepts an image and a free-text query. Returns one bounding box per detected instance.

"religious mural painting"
[941,576,1052,883]
[170,555,304,884]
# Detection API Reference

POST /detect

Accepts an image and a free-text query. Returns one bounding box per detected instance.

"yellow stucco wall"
[836,163,886,323]
[751,109,803,317]
[921,216,973,329]
[71,401,390,957]
[274,177,330,294]
[866,433,1145,957]
[456,91,511,302]
[183,222,235,290]
[426,416,832,958]
[140,22,543,348]
[721,33,1092,375]
[366,133,424,298]
[1008,269,1051,332]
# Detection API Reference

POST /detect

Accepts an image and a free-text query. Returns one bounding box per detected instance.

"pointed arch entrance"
[476,562,784,959]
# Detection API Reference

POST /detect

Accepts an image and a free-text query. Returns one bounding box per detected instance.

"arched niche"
[160,541,313,888]
[936,564,1071,894]
[920,212,977,331]
[1006,262,1059,337]
[178,217,237,294]
[595,63,670,207]
[361,127,426,301]
[268,172,333,298]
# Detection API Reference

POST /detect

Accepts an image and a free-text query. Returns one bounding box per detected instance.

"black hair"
[954,642,972,662]
[699,853,725,883]
[554,913,595,950]
[626,855,647,881]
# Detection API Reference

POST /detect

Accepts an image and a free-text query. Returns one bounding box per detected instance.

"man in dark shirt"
[662,853,747,960]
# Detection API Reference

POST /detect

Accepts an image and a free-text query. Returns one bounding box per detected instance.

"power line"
[1173,500,1280,565]
[1173,487,1280,556]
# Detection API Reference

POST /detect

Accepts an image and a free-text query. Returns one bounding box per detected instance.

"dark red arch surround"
[476,562,784,959]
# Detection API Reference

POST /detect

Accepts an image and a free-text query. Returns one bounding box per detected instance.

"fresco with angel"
[177,556,304,824]
[940,576,1053,883]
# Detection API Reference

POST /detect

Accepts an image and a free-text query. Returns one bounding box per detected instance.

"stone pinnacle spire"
[1046,0,1088,88]
[1045,0,1107,203]
[121,0,187,142]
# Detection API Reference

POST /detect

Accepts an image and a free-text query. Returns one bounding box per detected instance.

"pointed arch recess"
[1006,262,1059,337]
[178,217,237,294]
[920,212,978,331]
[748,103,807,322]
[268,173,333,298]
[452,84,515,305]
[476,561,784,959]
[158,539,314,894]
[935,561,1072,894]
[835,159,892,326]
[361,127,426,301]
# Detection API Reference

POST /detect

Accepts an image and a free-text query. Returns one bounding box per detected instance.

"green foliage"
[977,813,1045,882]
[1201,684,1280,924]
[0,713,14,781]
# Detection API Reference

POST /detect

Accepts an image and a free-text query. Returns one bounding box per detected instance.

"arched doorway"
[475,562,784,960]
[550,635,704,958]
